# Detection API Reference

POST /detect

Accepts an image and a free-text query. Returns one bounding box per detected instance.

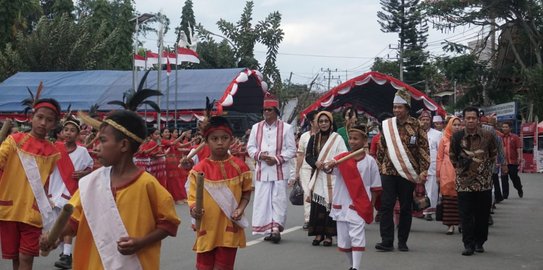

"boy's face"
[348,131,367,151]
[97,125,127,167]
[63,123,79,143]
[206,130,233,157]
[30,107,57,139]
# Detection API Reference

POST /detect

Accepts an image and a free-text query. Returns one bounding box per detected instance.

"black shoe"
[518,190,524,198]
[398,242,409,252]
[462,247,475,256]
[264,234,273,241]
[475,244,485,253]
[375,242,393,251]
[312,237,324,246]
[271,232,281,244]
[54,254,72,269]
[303,222,309,230]
[424,214,433,221]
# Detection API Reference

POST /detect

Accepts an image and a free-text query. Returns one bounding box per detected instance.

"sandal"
[446,226,454,235]
[322,238,333,246]
[312,236,324,246]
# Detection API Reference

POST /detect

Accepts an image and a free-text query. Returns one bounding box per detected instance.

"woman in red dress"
[137,129,167,187]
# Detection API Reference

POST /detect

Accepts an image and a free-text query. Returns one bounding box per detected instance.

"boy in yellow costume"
[0,98,61,269]
[188,116,252,270]
[41,110,180,269]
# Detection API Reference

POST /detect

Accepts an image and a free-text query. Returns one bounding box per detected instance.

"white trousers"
[337,220,366,252]
[423,174,439,215]
[252,180,288,235]
[300,167,312,223]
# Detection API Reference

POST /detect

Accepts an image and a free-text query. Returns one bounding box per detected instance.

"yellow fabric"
[188,163,252,253]
[69,172,180,270]
[0,136,59,227]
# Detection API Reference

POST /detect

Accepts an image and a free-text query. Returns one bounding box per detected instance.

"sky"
[133,0,482,89]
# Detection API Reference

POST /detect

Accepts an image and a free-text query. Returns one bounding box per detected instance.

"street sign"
[482,101,517,121]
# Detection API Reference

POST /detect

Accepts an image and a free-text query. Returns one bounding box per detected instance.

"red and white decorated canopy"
[301,71,446,119]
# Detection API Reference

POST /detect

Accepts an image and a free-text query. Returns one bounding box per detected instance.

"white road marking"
[246,226,303,246]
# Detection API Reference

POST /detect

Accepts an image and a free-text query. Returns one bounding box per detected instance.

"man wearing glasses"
[247,93,296,243]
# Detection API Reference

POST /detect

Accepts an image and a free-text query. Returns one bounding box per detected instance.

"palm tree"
[108,70,162,112]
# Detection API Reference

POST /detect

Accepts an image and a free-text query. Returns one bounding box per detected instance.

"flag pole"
[175,44,179,130]
[166,49,170,129]
[157,19,164,132]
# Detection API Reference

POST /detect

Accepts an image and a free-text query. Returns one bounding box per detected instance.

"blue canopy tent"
[0,68,267,122]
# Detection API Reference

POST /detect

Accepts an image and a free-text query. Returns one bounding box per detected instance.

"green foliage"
[0,0,42,48]
[194,39,237,69]
[0,43,25,81]
[378,0,429,86]
[175,0,196,45]
[371,57,400,78]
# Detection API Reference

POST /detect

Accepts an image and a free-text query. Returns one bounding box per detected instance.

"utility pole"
[387,43,403,81]
[321,68,340,90]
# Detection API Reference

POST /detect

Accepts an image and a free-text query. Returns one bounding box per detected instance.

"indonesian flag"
[177,47,200,63]
[162,51,177,64]
[166,57,171,76]
[134,54,146,68]
[146,51,159,65]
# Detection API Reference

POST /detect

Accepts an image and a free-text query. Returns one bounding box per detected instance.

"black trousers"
[501,164,523,198]
[379,175,415,245]
[457,190,492,249]
[492,173,503,202]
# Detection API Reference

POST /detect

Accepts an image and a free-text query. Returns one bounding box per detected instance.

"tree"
[175,0,196,45]
[0,0,42,48]
[371,57,400,78]
[377,0,429,86]
[41,0,74,19]
[424,0,543,119]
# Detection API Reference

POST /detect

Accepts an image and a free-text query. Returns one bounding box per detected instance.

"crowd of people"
[0,89,525,270]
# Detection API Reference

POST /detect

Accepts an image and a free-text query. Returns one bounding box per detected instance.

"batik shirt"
[377,116,430,177]
[449,127,497,192]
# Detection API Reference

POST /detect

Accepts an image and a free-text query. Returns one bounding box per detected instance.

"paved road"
[1,173,542,269]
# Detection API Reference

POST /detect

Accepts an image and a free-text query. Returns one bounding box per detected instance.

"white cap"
[393,95,408,105]
[433,115,444,123]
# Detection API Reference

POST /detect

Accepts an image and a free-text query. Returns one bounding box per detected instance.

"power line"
[254,50,375,59]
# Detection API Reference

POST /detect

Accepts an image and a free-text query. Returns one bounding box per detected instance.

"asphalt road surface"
[1,173,542,270]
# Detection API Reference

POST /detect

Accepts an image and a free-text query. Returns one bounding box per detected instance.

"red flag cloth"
[134,54,146,68]
[334,152,374,224]
[177,47,200,63]
[166,57,171,76]
[54,142,77,195]
[146,51,159,65]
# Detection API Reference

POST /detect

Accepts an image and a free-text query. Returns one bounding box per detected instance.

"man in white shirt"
[293,110,318,230]
[247,94,296,243]
[419,111,443,221]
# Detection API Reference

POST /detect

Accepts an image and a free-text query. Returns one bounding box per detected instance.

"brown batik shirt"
[449,127,498,192]
[377,116,430,178]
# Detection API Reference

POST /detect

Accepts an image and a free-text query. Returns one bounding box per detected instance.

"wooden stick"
[0,119,13,143]
[335,147,366,165]
[195,172,205,231]
[40,204,74,256]
[186,142,205,160]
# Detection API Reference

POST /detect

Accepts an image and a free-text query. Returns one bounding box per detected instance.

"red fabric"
[369,133,381,158]
[11,133,58,157]
[196,145,211,162]
[203,125,233,138]
[33,102,59,115]
[334,152,374,224]
[263,100,279,108]
[196,247,237,270]
[54,142,77,195]
[502,133,522,165]
[192,156,249,181]
[0,221,41,258]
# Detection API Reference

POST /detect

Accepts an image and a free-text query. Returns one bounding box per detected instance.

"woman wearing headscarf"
[436,116,462,234]
[305,111,348,246]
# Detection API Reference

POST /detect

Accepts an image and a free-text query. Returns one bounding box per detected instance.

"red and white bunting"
[162,51,177,64]
[134,54,146,68]
[146,51,159,65]
[177,47,200,64]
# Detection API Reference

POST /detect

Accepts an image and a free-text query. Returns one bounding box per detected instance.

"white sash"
[17,150,55,230]
[308,133,340,207]
[382,117,419,183]
[79,167,143,270]
[204,182,249,228]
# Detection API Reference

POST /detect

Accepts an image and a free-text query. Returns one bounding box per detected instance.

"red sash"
[335,152,374,224]
[54,142,77,195]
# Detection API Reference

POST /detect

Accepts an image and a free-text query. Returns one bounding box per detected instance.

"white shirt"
[49,145,93,208]
[427,128,442,176]
[297,131,312,170]
[247,119,296,181]
[330,155,381,222]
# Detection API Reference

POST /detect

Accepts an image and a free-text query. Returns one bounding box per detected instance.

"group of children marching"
[0,96,377,270]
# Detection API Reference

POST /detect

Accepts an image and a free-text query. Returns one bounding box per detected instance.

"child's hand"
[117,236,141,255]
[190,207,204,219]
[231,208,244,221]
[39,232,60,255]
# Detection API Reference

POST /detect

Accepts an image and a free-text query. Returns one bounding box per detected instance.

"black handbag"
[289,180,304,206]
[435,196,443,221]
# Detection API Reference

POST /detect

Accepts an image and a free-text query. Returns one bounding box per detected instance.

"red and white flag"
[146,51,159,65]
[177,47,200,64]
[134,54,146,68]
[162,51,177,64]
